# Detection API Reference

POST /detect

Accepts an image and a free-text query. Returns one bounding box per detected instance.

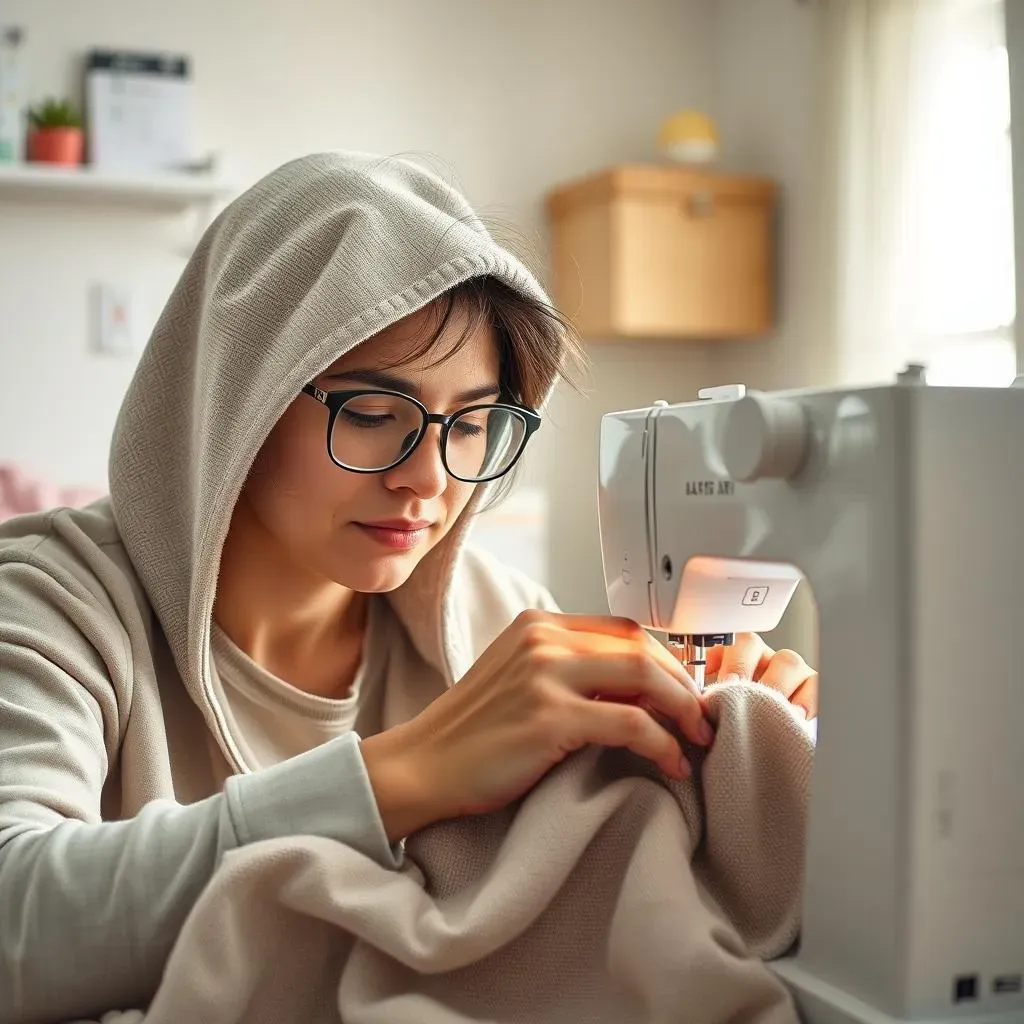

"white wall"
[0,0,721,613]
[708,0,827,393]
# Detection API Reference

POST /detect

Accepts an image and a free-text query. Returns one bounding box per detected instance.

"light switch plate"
[89,283,136,357]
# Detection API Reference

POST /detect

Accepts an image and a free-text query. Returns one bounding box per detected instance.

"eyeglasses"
[301,385,542,483]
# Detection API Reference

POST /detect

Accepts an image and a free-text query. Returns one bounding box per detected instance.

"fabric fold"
[127,683,809,1024]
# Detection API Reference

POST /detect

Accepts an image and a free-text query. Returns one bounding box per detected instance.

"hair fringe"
[374,271,587,511]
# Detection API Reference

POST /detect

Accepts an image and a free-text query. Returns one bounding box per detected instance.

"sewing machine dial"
[720,393,811,483]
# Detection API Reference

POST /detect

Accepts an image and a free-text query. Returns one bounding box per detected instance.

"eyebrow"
[322,369,502,405]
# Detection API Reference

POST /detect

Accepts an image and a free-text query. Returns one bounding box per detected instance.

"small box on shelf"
[85,49,193,173]
[545,164,776,341]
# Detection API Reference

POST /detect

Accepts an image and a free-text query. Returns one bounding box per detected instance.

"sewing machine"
[597,374,1024,1024]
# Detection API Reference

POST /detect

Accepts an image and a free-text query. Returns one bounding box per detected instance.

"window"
[910,0,1016,386]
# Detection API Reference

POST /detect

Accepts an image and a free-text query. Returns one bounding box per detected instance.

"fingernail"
[720,673,742,686]
[698,720,715,745]
[792,704,807,719]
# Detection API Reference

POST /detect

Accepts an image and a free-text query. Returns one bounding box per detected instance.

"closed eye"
[341,409,392,428]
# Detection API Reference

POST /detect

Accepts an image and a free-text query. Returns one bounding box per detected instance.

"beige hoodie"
[0,152,559,1024]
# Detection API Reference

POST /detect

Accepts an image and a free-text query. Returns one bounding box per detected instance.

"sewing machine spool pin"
[667,633,734,692]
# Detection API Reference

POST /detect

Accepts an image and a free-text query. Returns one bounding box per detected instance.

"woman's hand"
[360,610,711,841]
[704,632,818,719]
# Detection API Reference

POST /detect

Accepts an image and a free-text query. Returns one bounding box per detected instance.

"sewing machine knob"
[720,394,810,482]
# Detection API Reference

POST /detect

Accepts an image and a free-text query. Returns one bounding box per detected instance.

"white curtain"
[817,0,1015,387]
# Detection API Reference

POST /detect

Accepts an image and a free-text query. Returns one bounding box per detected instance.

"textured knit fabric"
[0,151,560,1024]
[85,683,812,1024]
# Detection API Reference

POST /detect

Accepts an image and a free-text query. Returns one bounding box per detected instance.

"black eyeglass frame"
[301,384,542,483]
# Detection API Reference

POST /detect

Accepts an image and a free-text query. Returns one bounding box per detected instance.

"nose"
[382,422,448,499]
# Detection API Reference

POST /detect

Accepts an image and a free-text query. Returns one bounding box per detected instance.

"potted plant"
[26,98,84,166]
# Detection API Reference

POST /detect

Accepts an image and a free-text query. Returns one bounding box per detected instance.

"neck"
[214,494,367,698]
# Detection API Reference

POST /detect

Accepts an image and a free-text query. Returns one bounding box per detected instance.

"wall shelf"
[0,163,235,211]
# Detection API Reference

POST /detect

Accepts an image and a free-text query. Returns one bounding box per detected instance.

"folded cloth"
[94,683,812,1024]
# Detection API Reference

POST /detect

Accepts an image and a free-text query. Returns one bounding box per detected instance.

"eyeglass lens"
[330,393,528,481]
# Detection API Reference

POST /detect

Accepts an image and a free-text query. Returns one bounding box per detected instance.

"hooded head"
[108,151,578,770]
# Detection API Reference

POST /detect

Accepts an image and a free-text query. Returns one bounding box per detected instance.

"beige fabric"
[211,597,389,769]
[93,684,810,1024]
[212,627,364,767]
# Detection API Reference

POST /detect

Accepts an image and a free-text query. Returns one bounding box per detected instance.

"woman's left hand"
[704,633,818,719]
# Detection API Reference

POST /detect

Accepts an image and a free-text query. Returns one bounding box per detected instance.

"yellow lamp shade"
[657,110,720,165]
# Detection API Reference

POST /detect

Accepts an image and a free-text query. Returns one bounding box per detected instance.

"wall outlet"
[89,283,137,357]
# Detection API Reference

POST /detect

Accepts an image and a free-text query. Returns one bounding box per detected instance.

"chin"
[319,521,448,592]
[345,561,419,593]
[331,547,430,594]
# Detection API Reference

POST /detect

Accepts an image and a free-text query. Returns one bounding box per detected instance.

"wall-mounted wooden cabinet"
[545,164,775,340]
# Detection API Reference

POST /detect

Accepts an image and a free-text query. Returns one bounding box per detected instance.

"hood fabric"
[108,151,559,774]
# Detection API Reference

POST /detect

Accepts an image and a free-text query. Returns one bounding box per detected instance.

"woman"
[0,152,817,1023]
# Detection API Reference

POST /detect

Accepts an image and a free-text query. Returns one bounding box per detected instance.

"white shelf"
[0,163,235,211]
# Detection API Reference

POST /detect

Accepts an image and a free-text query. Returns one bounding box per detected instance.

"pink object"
[0,463,104,521]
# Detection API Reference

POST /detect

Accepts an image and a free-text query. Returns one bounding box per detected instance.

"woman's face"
[241,302,499,593]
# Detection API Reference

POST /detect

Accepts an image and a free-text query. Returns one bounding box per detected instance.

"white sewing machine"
[597,374,1024,1024]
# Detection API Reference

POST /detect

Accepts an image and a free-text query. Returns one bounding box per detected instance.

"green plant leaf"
[28,97,82,130]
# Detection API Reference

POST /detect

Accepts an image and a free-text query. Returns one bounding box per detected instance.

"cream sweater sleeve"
[0,566,400,1024]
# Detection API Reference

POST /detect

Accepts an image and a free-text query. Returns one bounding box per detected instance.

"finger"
[522,610,654,642]
[573,698,691,780]
[519,615,699,696]
[558,653,712,748]
[515,613,704,708]
[788,673,819,719]
[551,625,705,697]
[710,632,775,682]
[517,612,664,662]
[641,632,704,697]
[759,649,814,700]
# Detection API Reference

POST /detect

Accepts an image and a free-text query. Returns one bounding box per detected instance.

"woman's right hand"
[360,610,712,842]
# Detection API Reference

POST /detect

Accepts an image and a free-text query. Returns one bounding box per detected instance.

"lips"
[353,518,434,551]
[359,519,433,531]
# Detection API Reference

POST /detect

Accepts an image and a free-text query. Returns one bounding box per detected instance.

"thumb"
[712,632,774,682]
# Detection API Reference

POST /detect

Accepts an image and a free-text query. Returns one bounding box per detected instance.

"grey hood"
[108,151,557,771]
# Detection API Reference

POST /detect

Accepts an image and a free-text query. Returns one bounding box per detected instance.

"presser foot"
[666,633,734,693]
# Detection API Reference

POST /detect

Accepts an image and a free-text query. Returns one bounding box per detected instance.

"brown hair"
[380,274,587,506]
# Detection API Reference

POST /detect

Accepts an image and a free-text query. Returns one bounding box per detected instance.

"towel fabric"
[88,683,811,1024]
